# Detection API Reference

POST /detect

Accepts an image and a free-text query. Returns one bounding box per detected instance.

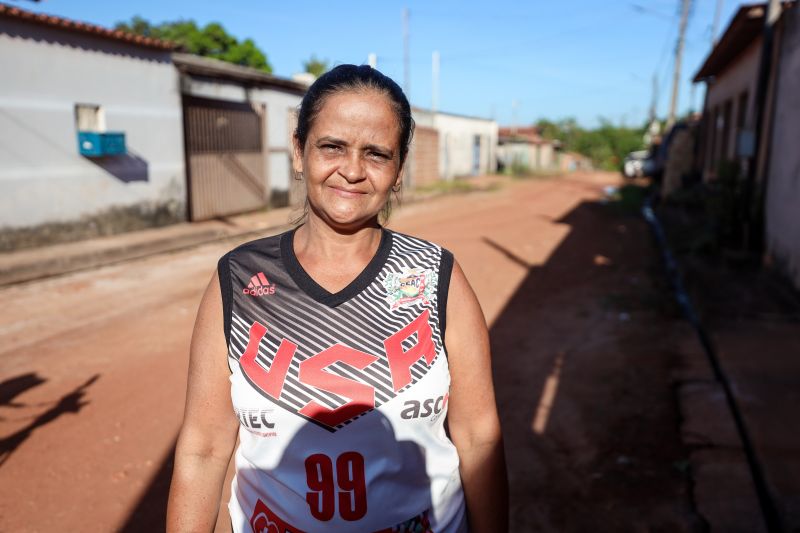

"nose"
[340,151,365,182]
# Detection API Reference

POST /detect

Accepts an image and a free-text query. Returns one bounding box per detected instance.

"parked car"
[623,150,654,178]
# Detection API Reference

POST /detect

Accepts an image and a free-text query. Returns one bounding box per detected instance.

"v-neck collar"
[280,226,393,308]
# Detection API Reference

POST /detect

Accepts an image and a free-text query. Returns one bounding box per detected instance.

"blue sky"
[18,0,749,128]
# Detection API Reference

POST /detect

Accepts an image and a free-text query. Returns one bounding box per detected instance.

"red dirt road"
[0,172,699,532]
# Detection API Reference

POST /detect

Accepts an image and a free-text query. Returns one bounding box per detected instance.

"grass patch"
[415,179,501,194]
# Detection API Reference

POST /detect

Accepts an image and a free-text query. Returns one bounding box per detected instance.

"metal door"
[183,96,268,221]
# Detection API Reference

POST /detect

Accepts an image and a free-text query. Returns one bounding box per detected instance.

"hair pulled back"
[294,64,414,166]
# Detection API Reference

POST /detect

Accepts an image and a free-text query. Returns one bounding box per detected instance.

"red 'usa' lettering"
[384,309,436,392]
[298,345,378,427]
[239,321,295,400]
[239,311,436,427]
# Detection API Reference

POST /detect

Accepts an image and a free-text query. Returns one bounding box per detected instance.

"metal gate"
[183,96,268,221]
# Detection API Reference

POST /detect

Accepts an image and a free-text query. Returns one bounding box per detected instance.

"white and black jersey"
[218,227,467,532]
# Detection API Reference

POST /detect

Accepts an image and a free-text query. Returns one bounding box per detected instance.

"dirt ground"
[0,172,701,532]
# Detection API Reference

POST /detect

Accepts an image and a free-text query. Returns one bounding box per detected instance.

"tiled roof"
[499,126,547,144]
[0,3,174,50]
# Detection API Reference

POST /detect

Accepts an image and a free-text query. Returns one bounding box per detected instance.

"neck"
[294,213,382,261]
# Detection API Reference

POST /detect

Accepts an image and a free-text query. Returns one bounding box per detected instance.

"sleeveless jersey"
[218,227,467,533]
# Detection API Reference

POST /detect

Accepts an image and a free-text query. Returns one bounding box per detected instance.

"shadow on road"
[118,440,176,533]
[0,372,47,413]
[488,198,696,531]
[0,374,100,467]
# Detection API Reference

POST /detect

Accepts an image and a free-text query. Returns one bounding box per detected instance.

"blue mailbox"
[78,131,126,157]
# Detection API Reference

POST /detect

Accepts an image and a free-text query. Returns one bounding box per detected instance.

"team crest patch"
[383,267,436,310]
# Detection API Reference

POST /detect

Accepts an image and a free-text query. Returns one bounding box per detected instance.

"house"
[412,108,498,181]
[558,151,593,173]
[0,4,311,250]
[693,3,785,182]
[172,53,306,219]
[496,127,560,174]
[693,1,800,288]
[0,4,184,251]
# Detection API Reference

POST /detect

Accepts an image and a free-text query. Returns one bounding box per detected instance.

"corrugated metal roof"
[0,3,174,50]
[173,53,307,94]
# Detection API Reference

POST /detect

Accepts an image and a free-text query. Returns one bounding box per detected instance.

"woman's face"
[293,89,403,230]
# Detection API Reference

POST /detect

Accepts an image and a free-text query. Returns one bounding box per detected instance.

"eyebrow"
[315,136,394,157]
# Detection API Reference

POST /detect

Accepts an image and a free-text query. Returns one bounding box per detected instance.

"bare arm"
[445,260,509,533]
[167,270,239,532]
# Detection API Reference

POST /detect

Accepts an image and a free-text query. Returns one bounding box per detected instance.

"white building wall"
[0,19,185,238]
[702,37,761,180]
[433,112,498,180]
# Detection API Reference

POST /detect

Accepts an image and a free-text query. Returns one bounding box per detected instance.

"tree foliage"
[303,55,329,78]
[536,117,645,171]
[115,16,272,73]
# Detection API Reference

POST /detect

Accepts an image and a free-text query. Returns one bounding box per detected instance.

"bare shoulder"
[444,259,488,349]
[443,258,500,440]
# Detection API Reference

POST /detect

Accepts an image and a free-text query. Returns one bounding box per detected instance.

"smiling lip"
[329,185,367,198]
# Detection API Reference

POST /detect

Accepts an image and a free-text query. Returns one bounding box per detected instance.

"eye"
[320,144,343,153]
[368,150,390,160]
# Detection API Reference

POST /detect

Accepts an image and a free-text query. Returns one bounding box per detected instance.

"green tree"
[535,117,645,171]
[303,55,329,78]
[115,17,272,73]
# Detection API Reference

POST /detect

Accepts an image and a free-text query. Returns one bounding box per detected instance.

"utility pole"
[431,51,440,112]
[368,53,377,69]
[403,7,410,95]
[511,100,519,135]
[645,72,661,146]
[711,0,724,45]
[649,72,658,122]
[667,0,692,128]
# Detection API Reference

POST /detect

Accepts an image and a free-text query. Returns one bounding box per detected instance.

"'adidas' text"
[244,272,276,296]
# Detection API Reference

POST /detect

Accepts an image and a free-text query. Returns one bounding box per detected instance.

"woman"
[167,65,507,533]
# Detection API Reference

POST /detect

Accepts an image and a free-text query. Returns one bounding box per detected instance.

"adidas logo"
[244,272,276,296]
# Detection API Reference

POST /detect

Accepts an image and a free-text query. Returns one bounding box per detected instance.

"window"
[720,99,732,161]
[75,104,105,132]
[736,91,749,131]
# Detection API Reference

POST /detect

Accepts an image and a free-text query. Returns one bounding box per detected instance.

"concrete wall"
[701,37,762,180]
[766,6,800,289]
[497,141,559,173]
[0,18,185,250]
[434,112,498,180]
[539,143,556,168]
[182,77,302,206]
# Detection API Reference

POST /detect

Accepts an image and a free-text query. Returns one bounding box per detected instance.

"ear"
[291,136,304,174]
[393,161,405,190]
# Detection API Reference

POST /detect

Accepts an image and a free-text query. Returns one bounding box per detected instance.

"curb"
[643,194,780,533]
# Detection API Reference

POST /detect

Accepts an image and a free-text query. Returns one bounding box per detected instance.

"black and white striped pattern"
[227,231,446,432]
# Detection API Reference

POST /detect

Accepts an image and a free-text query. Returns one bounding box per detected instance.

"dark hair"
[294,64,414,166]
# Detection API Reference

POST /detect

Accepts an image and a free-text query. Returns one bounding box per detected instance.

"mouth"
[328,185,368,198]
